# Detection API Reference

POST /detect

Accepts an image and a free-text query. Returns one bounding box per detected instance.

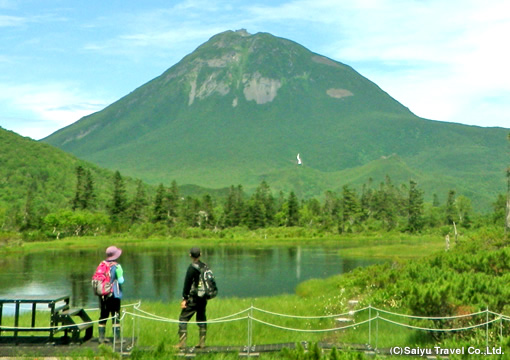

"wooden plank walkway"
[177,341,374,357]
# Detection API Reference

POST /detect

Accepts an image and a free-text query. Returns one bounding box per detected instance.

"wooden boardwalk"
[1,339,421,358]
[177,341,375,357]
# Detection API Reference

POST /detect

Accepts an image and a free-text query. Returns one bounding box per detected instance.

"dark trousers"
[99,295,121,326]
[179,297,207,332]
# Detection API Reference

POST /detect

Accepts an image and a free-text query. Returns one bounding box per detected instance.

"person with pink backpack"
[92,245,125,344]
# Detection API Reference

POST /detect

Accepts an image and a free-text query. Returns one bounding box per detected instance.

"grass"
[337,233,444,259]
[0,229,445,260]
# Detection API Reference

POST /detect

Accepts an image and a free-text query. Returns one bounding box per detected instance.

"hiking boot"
[174,331,187,349]
[196,328,206,348]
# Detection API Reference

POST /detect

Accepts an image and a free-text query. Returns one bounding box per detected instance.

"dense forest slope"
[0,127,145,228]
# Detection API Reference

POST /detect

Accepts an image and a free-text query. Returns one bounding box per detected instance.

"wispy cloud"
[0,82,109,139]
[245,0,510,126]
[0,14,26,27]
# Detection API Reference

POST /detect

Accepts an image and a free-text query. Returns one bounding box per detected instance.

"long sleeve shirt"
[182,261,202,299]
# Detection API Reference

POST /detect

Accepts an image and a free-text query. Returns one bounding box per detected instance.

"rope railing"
[123,309,249,325]
[378,315,502,332]
[251,305,368,319]
[124,303,510,353]
[3,301,510,353]
[373,306,488,320]
[249,315,374,333]
[130,302,250,324]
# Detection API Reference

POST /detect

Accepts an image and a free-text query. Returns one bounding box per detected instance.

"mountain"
[42,30,509,210]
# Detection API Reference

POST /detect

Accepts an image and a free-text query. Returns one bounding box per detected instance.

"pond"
[0,244,382,313]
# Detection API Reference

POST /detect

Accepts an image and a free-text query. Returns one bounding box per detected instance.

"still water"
[0,245,382,311]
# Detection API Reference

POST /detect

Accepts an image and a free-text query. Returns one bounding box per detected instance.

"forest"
[3,163,508,241]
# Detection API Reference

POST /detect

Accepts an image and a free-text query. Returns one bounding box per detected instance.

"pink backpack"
[91,261,114,296]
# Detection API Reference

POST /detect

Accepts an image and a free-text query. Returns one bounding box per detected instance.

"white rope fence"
[2,301,510,353]
[123,303,510,351]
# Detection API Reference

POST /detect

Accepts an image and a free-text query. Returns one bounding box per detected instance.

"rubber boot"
[113,325,125,344]
[196,328,206,348]
[98,325,106,344]
[175,331,187,349]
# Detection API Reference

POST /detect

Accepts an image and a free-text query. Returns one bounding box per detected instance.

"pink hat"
[106,246,122,261]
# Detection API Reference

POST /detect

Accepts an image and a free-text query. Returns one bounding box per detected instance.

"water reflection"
[0,245,382,311]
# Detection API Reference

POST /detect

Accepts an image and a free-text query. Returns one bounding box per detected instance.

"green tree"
[223,185,244,227]
[407,180,424,233]
[166,180,180,224]
[43,210,110,238]
[130,179,147,224]
[20,181,37,231]
[109,171,128,222]
[152,183,166,223]
[245,181,275,229]
[456,195,473,228]
[72,165,85,211]
[493,194,507,225]
[254,180,275,225]
[82,169,96,210]
[198,194,215,229]
[299,198,321,228]
[445,190,457,225]
[181,196,199,227]
[72,166,95,210]
[286,191,300,227]
[321,190,340,231]
[372,176,399,230]
[245,198,265,229]
[341,185,359,233]
[360,180,374,222]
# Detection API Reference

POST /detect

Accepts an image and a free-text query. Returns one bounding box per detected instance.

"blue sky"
[1,0,509,140]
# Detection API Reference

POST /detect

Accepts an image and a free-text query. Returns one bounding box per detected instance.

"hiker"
[177,247,208,349]
[97,245,125,344]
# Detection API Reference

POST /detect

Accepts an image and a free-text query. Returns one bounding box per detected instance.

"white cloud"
[284,0,510,127]
[0,82,109,139]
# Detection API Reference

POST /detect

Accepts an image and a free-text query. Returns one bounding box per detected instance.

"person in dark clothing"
[177,247,208,349]
[98,245,125,344]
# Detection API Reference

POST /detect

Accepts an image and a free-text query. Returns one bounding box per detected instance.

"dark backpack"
[91,261,114,296]
[193,262,218,300]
